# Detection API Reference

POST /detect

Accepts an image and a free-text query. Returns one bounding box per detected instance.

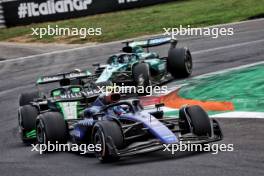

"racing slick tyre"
[132,63,150,95]
[167,48,192,78]
[179,105,212,137]
[19,91,40,106]
[18,105,39,144]
[92,120,124,162]
[36,112,68,146]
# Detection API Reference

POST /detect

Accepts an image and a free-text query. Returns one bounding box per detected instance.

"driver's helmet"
[103,93,121,104]
[112,105,127,115]
[117,54,130,64]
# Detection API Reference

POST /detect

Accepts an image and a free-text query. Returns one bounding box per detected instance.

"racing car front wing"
[105,119,223,157]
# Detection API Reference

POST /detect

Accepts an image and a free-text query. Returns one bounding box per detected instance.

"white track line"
[1,37,263,65]
[192,39,264,54]
[192,60,264,79]
[211,112,264,118]
[0,84,32,97]
[0,18,263,64]
[164,111,264,118]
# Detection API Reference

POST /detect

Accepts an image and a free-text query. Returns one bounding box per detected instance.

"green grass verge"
[179,64,264,112]
[0,0,263,44]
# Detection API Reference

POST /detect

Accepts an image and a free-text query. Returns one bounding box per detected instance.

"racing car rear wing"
[36,69,93,85]
[122,37,177,53]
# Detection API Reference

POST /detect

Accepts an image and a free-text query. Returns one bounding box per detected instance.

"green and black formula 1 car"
[18,69,98,143]
[19,69,93,107]
[93,37,193,89]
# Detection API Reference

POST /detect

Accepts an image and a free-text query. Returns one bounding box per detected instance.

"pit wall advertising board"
[2,0,176,27]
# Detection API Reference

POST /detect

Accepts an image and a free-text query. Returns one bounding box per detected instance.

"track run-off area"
[0,19,263,176]
[145,61,264,118]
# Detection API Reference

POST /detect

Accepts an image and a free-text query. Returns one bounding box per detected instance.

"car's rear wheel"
[179,105,212,136]
[36,112,68,147]
[132,63,151,95]
[92,120,124,162]
[167,48,192,78]
[18,105,39,143]
[19,91,40,106]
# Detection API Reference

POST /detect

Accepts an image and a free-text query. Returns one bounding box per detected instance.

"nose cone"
[96,64,125,83]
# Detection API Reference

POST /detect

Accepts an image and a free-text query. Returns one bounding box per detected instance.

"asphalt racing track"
[0,19,264,176]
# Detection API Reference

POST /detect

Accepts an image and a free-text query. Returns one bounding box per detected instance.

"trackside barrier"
[2,0,177,27]
[0,0,6,28]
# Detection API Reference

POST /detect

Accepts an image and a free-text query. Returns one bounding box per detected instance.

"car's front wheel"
[36,112,68,147]
[92,120,124,162]
[18,105,39,144]
[179,105,212,136]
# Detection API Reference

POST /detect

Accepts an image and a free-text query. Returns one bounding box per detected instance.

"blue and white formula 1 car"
[36,93,223,162]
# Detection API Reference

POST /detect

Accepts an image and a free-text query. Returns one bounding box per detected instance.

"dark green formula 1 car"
[17,70,96,143]
[94,37,193,89]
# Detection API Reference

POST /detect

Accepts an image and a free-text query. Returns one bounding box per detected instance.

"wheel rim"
[18,110,27,141]
[94,130,106,160]
[185,52,192,74]
[137,74,145,86]
[18,111,23,132]
[36,122,45,144]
